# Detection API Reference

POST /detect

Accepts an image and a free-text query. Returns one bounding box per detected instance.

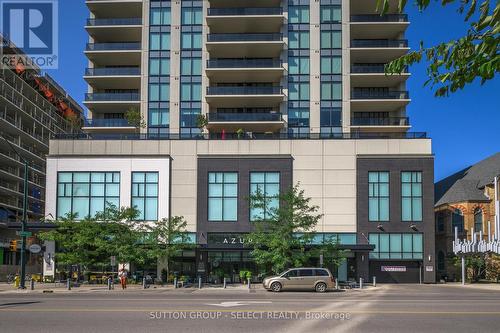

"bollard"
[247,279,251,289]
[174,277,178,289]
[359,278,363,289]
[335,278,339,290]
[30,279,35,291]
[223,278,226,289]
[143,277,146,289]
[373,276,376,287]
[108,277,112,290]
[67,279,71,291]
[198,277,202,289]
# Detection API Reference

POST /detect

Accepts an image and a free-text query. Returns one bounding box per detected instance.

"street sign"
[16,231,32,237]
[29,244,42,254]
[110,256,116,266]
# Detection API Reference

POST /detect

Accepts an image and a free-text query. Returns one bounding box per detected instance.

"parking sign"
[1,0,58,69]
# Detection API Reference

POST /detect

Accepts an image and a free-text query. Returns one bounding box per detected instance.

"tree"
[246,184,345,275]
[377,0,499,96]
[124,107,146,129]
[452,253,487,282]
[485,253,500,282]
[144,216,194,282]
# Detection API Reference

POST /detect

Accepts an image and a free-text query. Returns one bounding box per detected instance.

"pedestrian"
[118,265,128,290]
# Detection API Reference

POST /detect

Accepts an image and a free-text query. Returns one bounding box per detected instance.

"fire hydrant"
[14,274,20,288]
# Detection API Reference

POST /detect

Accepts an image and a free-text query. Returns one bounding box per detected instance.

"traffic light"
[9,240,17,251]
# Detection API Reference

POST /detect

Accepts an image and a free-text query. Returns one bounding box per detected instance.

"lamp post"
[1,133,29,289]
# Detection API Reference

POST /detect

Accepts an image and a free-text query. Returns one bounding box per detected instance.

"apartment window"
[368,172,390,222]
[321,30,341,49]
[149,83,169,102]
[289,31,310,49]
[57,172,120,219]
[150,7,171,25]
[320,107,341,127]
[250,172,280,221]
[181,7,203,25]
[452,209,464,233]
[131,172,159,221]
[208,172,238,222]
[289,56,310,75]
[149,108,169,127]
[320,56,342,74]
[149,58,170,76]
[150,32,170,51]
[288,108,310,127]
[474,208,483,232]
[289,82,310,101]
[369,233,423,259]
[289,6,310,23]
[401,171,423,221]
[321,82,342,100]
[320,5,341,23]
[180,108,201,129]
[180,83,201,102]
[181,32,202,49]
[181,58,202,76]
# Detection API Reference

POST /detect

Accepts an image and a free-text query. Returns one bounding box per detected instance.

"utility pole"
[1,133,29,289]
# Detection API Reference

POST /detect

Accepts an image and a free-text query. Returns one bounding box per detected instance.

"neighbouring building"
[45,0,435,283]
[435,153,500,281]
[0,35,84,278]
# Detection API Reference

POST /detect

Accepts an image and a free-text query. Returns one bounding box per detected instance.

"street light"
[1,132,29,289]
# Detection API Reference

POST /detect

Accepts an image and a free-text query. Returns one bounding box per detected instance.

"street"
[1,284,500,332]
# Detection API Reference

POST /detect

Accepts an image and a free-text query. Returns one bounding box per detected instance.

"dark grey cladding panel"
[197,157,293,244]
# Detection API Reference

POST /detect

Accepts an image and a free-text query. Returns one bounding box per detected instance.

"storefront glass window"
[131,172,158,221]
[369,233,423,259]
[250,172,280,221]
[208,172,238,221]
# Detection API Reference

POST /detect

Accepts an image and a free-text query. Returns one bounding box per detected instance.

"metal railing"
[350,14,408,22]
[83,119,133,127]
[207,86,283,95]
[351,64,409,73]
[351,117,409,126]
[351,90,409,99]
[53,132,428,141]
[208,113,283,122]
[351,39,408,48]
[84,93,140,101]
[208,8,283,16]
[86,18,142,26]
[85,67,141,76]
[207,33,283,42]
[86,42,141,51]
[207,59,282,69]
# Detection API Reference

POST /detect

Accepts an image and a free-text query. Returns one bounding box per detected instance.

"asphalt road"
[1,284,500,333]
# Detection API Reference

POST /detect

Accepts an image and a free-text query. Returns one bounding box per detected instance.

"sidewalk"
[440,282,500,291]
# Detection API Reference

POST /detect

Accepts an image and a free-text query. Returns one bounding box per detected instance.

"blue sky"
[45,1,499,181]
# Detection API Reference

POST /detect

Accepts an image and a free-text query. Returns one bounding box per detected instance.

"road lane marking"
[207,301,272,307]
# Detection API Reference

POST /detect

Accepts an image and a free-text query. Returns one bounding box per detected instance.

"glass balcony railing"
[85,93,140,101]
[208,8,283,16]
[350,14,408,22]
[83,119,133,127]
[351,39,408,48]
[351,117,409,126]
[351,64,409,73]
[207,86,283,95]
[208,113,283,122]
[86,18,142,26]
[86,42,141,51]
[85,67,141,76]
[207,59,282,69]
[207,33,283,42]
[351,90,410,99]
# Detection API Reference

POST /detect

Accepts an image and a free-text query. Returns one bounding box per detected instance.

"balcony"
[207,112,284,132]
[351,90,410,112]
[82,118,136,133]
[351,64,410,86]
[351,15,408,22]
[207,8,284,33]
[206,59,284,82]
[351,117,410,132]
[85,42,141,66]
[206,34,284,58]
[206,86,285,108]
[351,39,409,63]
[86,0,143,18]
[84,93,140,112]
[86,18,142,42]
[84,67,141,89]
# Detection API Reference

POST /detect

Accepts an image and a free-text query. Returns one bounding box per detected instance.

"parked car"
[262,268,335,293]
